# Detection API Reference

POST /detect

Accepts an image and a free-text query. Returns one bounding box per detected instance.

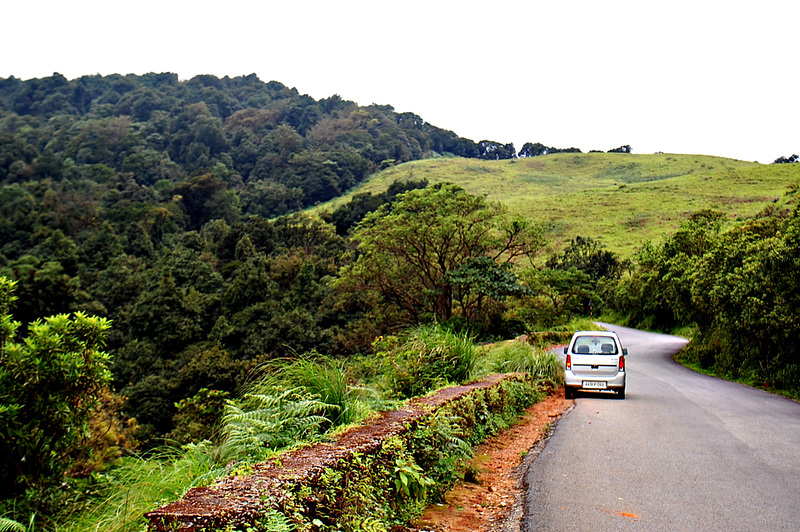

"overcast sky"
[2,0,797,163]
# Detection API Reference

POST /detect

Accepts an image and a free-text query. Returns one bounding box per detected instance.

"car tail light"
[619,355,625,372]
[566,354,572,371]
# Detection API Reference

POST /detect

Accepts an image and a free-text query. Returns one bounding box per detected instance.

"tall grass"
[488,341,563,387]
[47,330,552,530]
[255,354,380,428]
[408,325,479,384]
[56,444,222,532]
[56,373,340,532]
[562,317,606,332]
[381,325,479,398]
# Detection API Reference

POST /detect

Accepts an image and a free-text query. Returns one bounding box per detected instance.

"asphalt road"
[521,324,800,531]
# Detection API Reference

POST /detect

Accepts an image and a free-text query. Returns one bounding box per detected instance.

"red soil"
[408,389,573,531]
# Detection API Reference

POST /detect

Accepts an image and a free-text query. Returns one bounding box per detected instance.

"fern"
[218,387,331,463]
[349,516,388,532]
[255,354,375,427]
[252,504,295,532]
[0,516,28,532]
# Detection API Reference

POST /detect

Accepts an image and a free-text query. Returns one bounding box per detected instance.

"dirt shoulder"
[408,388,573,531]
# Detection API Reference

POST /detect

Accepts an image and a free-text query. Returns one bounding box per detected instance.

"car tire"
[617,387,626,400]
[565,387,575,399]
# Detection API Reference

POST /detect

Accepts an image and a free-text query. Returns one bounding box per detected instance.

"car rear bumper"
[565,370,626,390]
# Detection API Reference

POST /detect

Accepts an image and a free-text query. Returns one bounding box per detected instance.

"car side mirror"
[623,348,628,356]
[564,347,568,354]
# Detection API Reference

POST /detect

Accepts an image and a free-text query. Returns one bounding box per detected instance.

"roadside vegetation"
[603,195,800,401]
[0,312,562,532]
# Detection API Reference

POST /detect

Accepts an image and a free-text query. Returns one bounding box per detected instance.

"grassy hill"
[316,153,800,257]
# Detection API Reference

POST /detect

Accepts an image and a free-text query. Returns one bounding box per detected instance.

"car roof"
[572,330,617,337]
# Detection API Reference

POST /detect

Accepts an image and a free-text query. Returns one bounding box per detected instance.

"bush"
[167,388,230,445]
[54,443,224,532]
[0,276,114,507]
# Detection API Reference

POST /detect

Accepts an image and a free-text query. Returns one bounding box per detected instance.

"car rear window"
[572,336,617,354]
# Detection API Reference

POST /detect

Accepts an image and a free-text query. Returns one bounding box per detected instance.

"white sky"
[1,0,797,163]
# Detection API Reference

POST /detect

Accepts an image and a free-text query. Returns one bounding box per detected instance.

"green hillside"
[317,153,800,257]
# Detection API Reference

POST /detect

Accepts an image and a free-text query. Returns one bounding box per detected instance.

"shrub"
[167,388,230,445]
[0,276,114,512]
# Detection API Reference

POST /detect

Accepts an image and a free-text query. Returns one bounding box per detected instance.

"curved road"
[522,324,800,531]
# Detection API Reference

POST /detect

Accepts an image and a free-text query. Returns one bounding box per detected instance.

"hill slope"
[0,72,484,216]
[317,153,800,256]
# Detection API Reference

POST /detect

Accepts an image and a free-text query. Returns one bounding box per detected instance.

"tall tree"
[340,183,544,326]
[172,173,240,230]
[477,140,516,160]
[546,236,621,282]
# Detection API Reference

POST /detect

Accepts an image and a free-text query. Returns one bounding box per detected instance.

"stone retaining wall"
[145,372,540,531]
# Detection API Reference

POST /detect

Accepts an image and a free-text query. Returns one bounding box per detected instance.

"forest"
[0,72,798,531]
[0,73,540,439]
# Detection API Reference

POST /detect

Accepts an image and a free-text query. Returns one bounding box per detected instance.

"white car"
[564,330,627,399]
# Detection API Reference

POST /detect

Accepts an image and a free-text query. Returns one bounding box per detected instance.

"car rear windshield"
[572,336,618,354]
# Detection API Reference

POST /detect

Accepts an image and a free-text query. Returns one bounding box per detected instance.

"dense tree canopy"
[321,178,429,235]
[0,72,482,217]
[545,236,622,283]
[477,140,516,160]
[773,154,799,164]
[518,142,582,157]
[0,73,494,438]
[608,144,633,153]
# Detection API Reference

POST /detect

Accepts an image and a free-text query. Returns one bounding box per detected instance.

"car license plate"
[583,380,607,389]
